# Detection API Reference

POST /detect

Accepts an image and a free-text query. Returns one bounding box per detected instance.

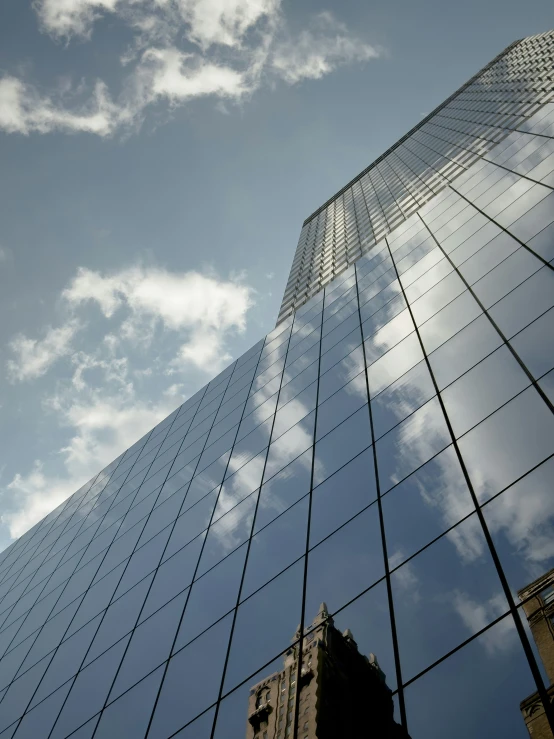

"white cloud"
[271,12,381,84]
[139,47,247,102]
[390,549,421,602]
[0,2,383,137]
[35,0,120,39]
[0,76,123,137]
[6,319,81,382]
[451,591,515,654]
[63,264,253,372]
[2,462,79,540]
[174,0,280,50]
[1,393,171,539]
[1,261,255,544]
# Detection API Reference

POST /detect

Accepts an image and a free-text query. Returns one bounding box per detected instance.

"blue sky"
[0,0,553,549]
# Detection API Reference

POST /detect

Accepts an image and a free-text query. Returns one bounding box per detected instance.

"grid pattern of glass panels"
[278,30,554,324]
[0,34,553,739]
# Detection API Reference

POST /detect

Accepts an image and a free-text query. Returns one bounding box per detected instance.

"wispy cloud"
[6,319,82,382]
[271,11,381,84]
[0,0,383,137]
[451,591,514,654]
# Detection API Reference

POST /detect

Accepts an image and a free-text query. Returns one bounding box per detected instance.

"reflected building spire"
[247,606,411,738]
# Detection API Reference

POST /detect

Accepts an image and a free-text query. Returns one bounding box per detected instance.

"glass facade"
[278,30,554,324]
[0,29,553,739]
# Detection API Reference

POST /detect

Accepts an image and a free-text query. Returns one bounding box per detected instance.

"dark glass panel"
[94,667,163,739]
[327,581,396,690]
[225,561,304,692]
[314,406,372,486]
[162,490,216,562]
[242,497,309,599]
[83,574,153,667]
[392,513,507,681]
[140,536,201,621]
[309,449,376,547]
[175,544,246,650]
[111,589,188,699]
[173,706,215,738]
[49,636,130,739]
[316,371,368,440]
[213,452,266,523]
[254,449,313,533]
[0,656,50,733]
[196,493,256,577]
[404,615,538,739]
[12,681,73,739]
[30,614,103,708]
[147,615,233,739]
[305,506,384,619]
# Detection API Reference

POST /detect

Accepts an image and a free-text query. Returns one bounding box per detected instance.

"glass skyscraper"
[0,29,553,739]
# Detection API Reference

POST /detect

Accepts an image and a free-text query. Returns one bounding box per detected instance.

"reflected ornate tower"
[519,568,554,738]
[246,604,410,738]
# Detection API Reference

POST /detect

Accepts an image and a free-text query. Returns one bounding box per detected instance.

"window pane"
[147,615,232,739]
[306,507,384,618]
[376,398,451,493]
[383,445,475,569]
[404,616,538,739]
[392,514,507,681]
[441,345,530,437]
[459,387,554,504]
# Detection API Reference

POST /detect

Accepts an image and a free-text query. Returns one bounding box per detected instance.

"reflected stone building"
[520,569,554,738]
[0,29,552,739]
[247,604,409,739]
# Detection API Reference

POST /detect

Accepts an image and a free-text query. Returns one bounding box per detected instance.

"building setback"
[0,29,552,739]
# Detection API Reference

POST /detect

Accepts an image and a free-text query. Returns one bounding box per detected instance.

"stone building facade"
[247,604,410,738]
[520,568,554,738]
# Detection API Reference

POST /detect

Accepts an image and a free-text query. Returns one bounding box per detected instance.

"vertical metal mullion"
[354,260,408,731]
[135,349,268,739]
[90,372,242,738]
[292,295,324,739]
[207,323,297,739]
[384,225,554,734]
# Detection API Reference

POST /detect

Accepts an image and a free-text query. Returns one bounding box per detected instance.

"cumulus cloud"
[2,392,172,539]
[0,1,383,137]
[1,261,255,542]
[63,264,253,371]
[6,319,82,382]
[35,0,120,39]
